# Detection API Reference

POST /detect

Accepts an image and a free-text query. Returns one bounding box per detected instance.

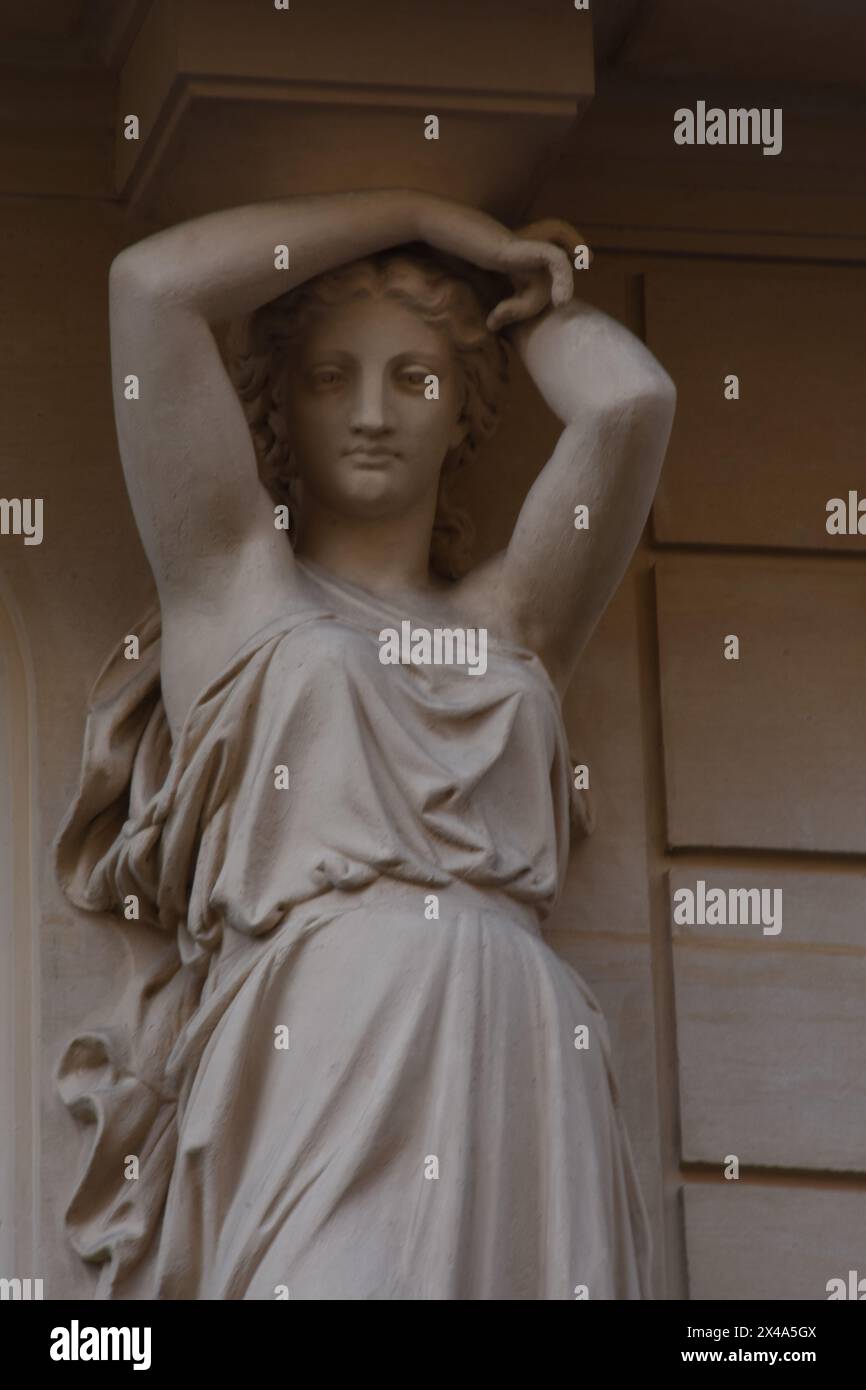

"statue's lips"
[345,449,400,466]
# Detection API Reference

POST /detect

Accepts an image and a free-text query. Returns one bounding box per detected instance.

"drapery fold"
[53,576,600,1297]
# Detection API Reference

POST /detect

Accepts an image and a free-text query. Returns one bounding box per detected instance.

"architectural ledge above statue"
[115,0,594,224]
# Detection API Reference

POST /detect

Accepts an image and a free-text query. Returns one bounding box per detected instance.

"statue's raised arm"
[459,216,677,695]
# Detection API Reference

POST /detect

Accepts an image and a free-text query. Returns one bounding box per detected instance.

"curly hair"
[224,243,511,580]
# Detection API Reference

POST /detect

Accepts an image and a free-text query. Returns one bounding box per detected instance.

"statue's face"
[282,296,468,521]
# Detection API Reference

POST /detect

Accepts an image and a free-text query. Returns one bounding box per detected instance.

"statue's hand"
[414,193,576,332]
[487,218,590,333]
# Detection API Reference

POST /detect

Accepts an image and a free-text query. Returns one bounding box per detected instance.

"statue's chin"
[306,466,425,520]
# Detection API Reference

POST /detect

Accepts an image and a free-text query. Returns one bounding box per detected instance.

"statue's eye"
[311,368,343,387]
[401,369,428,388]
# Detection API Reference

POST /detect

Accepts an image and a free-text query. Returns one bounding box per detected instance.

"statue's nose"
[349,372,391,433]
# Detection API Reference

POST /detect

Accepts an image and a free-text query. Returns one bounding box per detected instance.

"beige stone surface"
[117,0,592,219]
[670,866,866,951]
[684,1183,866,1300]
[647,268,866,550]
[0,72,113,199]
[534,74,866,262]
[656,557,866,853]
[670,867,866,1172]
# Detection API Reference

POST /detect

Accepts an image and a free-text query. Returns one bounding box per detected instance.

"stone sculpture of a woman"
[54,188,676,1300]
